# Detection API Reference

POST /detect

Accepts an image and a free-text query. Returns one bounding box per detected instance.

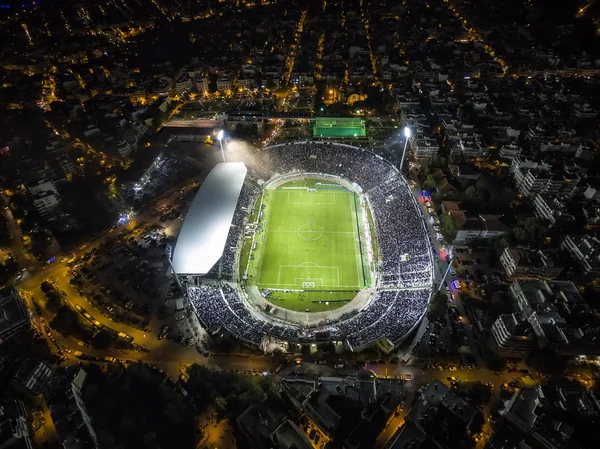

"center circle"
[298,222,324,242]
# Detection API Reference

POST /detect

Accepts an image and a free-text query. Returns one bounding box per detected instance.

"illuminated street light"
[400,126,411,172]
[217,130,225,162]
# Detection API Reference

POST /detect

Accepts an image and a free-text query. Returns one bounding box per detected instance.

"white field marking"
[268,230,355,234]
[349,192,362,288]
[300,190,324,197]
[256,189,276,285]
[261,283,360,288]
[277,264,340,287]
[286,190,337,205]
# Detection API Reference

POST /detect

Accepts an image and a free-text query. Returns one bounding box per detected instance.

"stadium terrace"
[172,142,434,352]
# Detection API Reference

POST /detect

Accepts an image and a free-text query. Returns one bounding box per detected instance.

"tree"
[465,185,485,203]
[91,330,113,350]
[82,363,195,449]
[457,381,492,407]
[214,396,228,416]
[440,213,458,243]
[511,217,550,249]
[469,411,485,434]
[44,290,64,313]
[423,174,436,191]
[428,291,448,321]
[526,347,567,375]
[419,159,431,178]
[40,281,53,294]
[50,307,77,335]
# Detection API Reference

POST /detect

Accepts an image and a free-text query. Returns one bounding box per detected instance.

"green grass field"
[247,179,367,312]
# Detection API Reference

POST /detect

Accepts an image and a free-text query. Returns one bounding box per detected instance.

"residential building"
[194,77,210,94]
[498,143,523,160]
[46,367,100,449]
[386,380,480,449]
[504,385,600,449]
[512,159,580,198]
[491,313,537,355]
[173,74,192,95]
[513,167,553,197]
[449,138,488,158]
[412,137,439,158]
[237,403,304,449]
[448,164,479,182]
[28,181,60,220]
[0,286,30,344]
[282,375,403,449]
[0,357,53,395]
[507,279,600,355]
[445,206,509,243]
[583,184,600,201]
[533,194,572,225]
[561,234,600,278]
[0,399,34,449]
[216,77,232,92]
[499,248,563,280]
[71,369,100,449]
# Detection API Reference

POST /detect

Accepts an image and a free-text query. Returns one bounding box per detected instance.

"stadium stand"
[180,142,433,350]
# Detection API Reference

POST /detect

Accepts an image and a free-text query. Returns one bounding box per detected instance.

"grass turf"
[247,179,366,312]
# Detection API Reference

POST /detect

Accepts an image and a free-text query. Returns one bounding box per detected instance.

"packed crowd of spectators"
[186,142,434,348]
[187,283,430,348]
[219,181,260,281]
[368,177,433,288]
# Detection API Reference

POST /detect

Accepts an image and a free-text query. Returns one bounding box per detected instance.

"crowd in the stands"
[185,142,433,348]
[188,283,430,347]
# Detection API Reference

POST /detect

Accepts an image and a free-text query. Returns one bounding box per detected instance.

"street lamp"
[217,130,225,162]
[400,126,411,172]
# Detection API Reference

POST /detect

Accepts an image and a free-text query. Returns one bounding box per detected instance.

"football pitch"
[247,179,368,312]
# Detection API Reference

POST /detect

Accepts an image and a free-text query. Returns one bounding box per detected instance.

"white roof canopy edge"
[171,162,247,275]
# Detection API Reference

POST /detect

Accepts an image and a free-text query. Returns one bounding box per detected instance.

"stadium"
[171,142,434,353]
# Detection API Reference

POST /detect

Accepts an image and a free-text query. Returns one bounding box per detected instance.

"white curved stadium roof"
[171,162,247,275]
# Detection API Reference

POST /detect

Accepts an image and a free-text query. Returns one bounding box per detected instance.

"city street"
[404,164,484,367]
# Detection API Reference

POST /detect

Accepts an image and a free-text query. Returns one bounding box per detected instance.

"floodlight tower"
[399,126,411,172]
[217,129,225,162]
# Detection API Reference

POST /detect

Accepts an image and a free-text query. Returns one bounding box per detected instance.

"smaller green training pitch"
[247,179,367,313]
[312,118,366,137]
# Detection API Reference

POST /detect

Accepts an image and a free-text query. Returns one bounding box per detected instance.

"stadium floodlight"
[217,130,225,162]
[400,126,411,172]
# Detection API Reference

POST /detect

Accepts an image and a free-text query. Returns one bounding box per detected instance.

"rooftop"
[171,162,247,275]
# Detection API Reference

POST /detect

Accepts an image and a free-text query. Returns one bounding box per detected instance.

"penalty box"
[277,264,340,288]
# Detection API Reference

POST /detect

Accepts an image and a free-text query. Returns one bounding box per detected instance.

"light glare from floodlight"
[217,130,224,141]
[403,127,411,138]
